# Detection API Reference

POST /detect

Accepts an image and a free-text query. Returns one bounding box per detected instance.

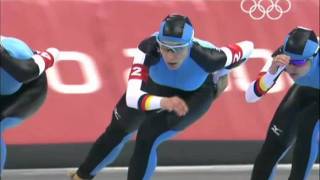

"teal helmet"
[156,14,194,50]
[283,27,319,64]
[0,36,33,95]
[1,36,33,59]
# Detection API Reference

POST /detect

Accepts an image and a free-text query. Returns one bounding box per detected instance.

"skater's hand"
[160,96,189,116]
[269,54,290,74]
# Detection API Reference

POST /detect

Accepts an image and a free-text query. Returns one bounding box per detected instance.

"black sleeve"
[138,36,160,66]
[190,41,228,72]
[272,45,284,57]
[224,58,247,69]
[0,47,40,82]
[138,36,159,54]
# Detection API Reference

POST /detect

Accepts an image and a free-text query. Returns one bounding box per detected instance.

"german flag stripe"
[139,94,149,111]
[254,78,267,97]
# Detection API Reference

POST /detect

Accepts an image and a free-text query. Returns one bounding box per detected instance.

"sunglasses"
[156,37,191,53]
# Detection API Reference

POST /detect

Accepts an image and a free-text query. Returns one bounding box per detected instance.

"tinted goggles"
[289,59,308,66]
[156,38,191,53]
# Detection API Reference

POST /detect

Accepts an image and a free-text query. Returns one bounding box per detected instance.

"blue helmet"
[283,27,319,61]
[156,14,194,46]
[1,36,33,59]
[0,36,33,95]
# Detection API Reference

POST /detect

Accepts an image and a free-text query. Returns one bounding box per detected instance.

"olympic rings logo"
[240,0,291,20]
